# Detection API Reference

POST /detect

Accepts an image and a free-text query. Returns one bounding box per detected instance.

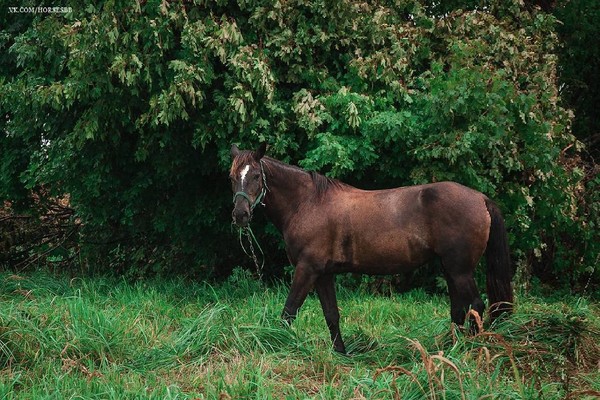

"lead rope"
[239,226,265,282]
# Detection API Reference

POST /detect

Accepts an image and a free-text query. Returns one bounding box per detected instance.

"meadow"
[0,269,598,399]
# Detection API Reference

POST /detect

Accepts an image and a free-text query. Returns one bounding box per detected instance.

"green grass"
[0,269,599,399]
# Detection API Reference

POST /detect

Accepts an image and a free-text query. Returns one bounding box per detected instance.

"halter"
[232,159,268,212]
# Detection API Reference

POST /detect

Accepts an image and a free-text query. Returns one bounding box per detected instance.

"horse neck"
[261,158,314,233]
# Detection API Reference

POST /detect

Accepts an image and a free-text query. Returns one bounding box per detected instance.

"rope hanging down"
[238,225,265,282]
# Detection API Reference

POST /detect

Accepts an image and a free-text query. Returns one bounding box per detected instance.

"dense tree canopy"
[1,0,597,286]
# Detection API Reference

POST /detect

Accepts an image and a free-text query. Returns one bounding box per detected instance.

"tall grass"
[0,269,598,399]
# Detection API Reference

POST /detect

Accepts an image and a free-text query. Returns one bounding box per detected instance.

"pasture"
[0,269,598,399]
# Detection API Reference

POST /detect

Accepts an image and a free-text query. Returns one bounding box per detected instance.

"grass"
[0,268,599,399]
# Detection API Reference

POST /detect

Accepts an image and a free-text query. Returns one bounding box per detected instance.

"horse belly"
[333,228,434,275]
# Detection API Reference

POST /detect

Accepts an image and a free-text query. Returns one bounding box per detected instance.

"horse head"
[229,143,267,227]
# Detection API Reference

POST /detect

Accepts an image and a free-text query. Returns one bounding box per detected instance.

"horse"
[229,143,513,354]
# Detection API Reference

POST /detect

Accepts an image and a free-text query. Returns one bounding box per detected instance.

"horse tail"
[484,199,514,321]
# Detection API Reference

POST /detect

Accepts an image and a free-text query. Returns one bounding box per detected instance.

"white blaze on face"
[240,164,250,189]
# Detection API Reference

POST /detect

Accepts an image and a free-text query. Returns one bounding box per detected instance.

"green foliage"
[554,0,600,151]
[0,0,596,284]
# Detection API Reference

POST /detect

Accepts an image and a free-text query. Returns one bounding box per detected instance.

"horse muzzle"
[232,207,250,227]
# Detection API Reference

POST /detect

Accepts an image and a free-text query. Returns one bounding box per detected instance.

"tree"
[1,0,596,286]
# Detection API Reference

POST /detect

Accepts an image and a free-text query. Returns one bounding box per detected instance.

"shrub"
[0,1,596,286]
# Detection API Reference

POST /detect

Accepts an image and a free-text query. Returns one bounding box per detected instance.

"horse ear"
[231,144,240,159]
[254,142,267,160]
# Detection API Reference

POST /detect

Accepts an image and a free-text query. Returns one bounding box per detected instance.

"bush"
[0,0,596,286]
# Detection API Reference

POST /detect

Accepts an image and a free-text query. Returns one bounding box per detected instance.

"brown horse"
[229,143,513,353]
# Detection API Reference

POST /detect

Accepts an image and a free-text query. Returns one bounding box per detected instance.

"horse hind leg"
[441,256,485,333]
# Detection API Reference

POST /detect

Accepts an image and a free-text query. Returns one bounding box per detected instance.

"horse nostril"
[233,209,250,226]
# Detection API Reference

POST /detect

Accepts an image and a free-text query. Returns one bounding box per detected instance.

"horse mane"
[309,171,347,198]
[262,157,348,198]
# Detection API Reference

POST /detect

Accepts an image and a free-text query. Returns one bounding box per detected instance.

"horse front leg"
[281,263,317,325]
[315,274,346,354]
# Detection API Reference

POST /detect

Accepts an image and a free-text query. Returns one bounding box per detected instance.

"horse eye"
[253,174,260,181]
